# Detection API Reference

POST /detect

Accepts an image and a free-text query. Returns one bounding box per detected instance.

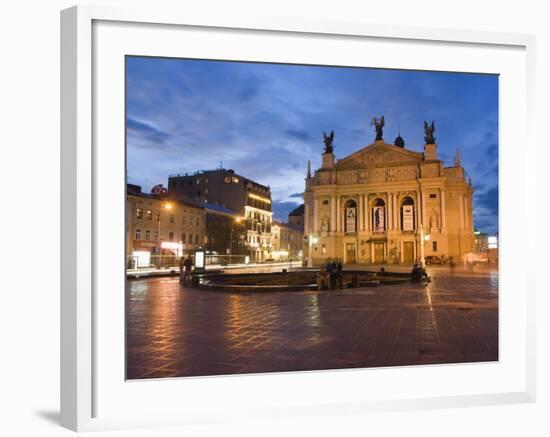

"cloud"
[284,128,313,142]
[127,117,170,146]
[485,142,498,159]
[289,192,303,198]
[477,186,499,216]
[126,57,499,232]
[272,201,302,222]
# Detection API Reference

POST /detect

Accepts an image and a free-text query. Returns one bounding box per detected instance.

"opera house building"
[304,123,475,266]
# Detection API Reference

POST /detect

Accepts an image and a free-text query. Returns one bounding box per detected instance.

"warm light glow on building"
[163,202,174,210]
[248,193,271,204]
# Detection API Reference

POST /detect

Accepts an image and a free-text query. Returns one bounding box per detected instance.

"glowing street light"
[418,225,429,267]
[229,216,245,256]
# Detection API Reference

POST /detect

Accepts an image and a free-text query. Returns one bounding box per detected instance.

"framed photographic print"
[61,5,536,432]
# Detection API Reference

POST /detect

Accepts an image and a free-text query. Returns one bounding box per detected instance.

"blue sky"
[126,57,498,234]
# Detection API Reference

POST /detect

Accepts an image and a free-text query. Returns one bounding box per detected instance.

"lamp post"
[418,225,430,267]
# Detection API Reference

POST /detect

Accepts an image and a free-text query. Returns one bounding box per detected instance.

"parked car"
[425,255,447,265]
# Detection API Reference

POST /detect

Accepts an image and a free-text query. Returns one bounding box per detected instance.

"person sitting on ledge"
[411,263,429,282]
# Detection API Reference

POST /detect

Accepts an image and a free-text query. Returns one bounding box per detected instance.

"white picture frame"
[60,5,536,432]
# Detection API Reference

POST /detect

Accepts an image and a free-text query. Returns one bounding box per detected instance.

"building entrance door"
[373,242,385,263]
[403,241,415,263]
[346,243,356,264]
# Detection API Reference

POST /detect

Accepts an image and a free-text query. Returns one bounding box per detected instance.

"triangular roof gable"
[335,142,423,169]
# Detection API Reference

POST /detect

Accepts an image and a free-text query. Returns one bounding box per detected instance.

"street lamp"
[229,216,244,260]
[418,225,430,267]
[155,201,174,262]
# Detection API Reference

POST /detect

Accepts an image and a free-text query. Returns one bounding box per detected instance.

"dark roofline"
[289,204,305,216]
[126,184,204,209]
[168,168,271,192]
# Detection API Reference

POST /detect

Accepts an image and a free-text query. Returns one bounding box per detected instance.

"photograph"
[124,56,499,380]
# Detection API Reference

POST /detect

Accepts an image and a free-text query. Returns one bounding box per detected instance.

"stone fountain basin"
[196,270,410,292]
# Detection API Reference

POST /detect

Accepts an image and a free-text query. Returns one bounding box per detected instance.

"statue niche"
[320,214,330,232]
[429,209,439,231]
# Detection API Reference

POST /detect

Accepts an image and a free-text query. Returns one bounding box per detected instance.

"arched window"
[344,199,358,233]
[372,198,386,232]
[400,196,415,231]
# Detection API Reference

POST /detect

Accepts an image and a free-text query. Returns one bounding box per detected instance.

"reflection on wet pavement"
[126,270,498,379]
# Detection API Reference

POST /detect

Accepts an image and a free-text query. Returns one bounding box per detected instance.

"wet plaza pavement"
[126,267,498,379]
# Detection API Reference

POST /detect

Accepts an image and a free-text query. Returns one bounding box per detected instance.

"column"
[415,191,421,230]
[366,195,370,231]
[440,189,447,229]
[393,193,399,231]
[387,193,393,230]
[313,198,319,232]
[421,191,426,229]
[358,194,364,231]
[304,202,310,233]
[336,196,341,232]
[464,196,470,231]
[330,195,336,233]
[458,194,464,230]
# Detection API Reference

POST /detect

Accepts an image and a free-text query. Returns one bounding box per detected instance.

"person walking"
[179,256,185,283]
[181,254,193,285]
[336,261,343,289]
[327,260,337,290]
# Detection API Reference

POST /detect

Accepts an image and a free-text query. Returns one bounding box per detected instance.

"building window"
[181,233,185,242]
[146,210,153,220]
[195,234,199,244]
[188,234,193,244]
[170,215,175,223]
[154,230,159,241]
[432,241,438,252]
[430,193,437,199]
[135,229,141,240]
[136,208,143,219]
[400,197,415,231]
[372,198,385,232]
[323,200,329,205]
[145,230,150,240]
[156,213,160,222]
[169,231,174,241]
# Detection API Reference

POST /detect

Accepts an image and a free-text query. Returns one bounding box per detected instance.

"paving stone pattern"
[126,270,498,379]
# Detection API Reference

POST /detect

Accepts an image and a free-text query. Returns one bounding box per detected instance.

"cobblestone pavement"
[126,268,498,379]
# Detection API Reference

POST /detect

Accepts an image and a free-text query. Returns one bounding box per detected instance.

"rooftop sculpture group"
[322,117,437,152]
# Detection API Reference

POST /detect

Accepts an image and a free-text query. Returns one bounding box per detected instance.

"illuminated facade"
[304,135,475,265]
[168,169,273,260]
[271,221,304,260]
[126,184,205,264]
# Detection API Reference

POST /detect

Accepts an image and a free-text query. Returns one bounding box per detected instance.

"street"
[126,266,498,379]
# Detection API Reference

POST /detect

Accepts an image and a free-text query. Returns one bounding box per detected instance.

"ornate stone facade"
[304,140,475,265]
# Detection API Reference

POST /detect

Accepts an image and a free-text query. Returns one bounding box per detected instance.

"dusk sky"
[126,57,499,234]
